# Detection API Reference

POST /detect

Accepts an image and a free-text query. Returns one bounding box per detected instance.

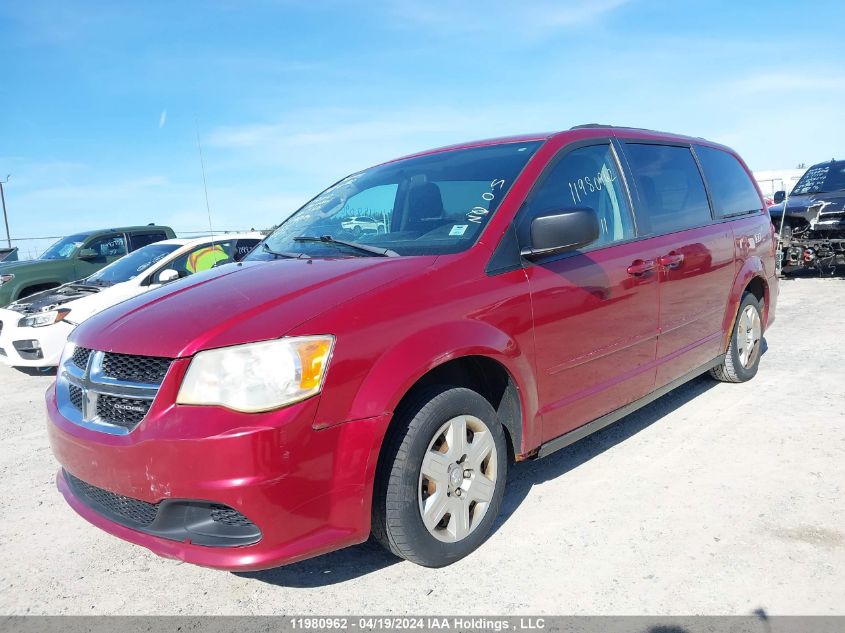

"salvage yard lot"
[1,279,843,615]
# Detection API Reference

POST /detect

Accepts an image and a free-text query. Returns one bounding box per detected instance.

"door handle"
[658,252,685,269]
[627,259,656,276]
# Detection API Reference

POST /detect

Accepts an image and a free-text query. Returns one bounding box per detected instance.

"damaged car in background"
[0,233,261,367]
[769,159,845,274]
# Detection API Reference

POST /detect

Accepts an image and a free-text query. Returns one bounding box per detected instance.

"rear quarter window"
[694,145,762,218]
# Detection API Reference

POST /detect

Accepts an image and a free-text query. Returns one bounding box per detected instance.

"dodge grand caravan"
[47,126,777,570]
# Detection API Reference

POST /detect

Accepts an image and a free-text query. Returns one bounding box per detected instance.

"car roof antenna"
[195,117,216,244]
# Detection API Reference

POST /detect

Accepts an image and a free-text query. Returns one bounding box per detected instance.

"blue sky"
[1,0,844,257]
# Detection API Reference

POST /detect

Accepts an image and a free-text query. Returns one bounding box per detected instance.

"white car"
[340,216,385,236]
[0,233,262,368]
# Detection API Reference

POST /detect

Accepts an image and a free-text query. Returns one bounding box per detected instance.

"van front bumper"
[47,385,388,571]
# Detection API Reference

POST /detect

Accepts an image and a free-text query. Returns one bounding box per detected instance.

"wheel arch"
[338,320,538,459]
[16,280,63,301]
[722,258,770,351]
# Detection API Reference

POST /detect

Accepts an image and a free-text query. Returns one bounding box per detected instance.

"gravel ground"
[1,278,843,615]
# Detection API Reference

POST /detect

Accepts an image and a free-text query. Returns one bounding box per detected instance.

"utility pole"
[0,175,10,248]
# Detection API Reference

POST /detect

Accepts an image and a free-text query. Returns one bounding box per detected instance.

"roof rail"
[570,123,616,129]
[570,123,706,140]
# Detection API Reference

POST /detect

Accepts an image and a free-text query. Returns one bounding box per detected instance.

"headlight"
[19,308,71,328]
[176,336,335,412]
[0,274,14,286]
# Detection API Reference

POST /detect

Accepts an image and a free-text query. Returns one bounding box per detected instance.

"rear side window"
[625,144,711,235]
[694,145,762,217]
[129,232,167,250]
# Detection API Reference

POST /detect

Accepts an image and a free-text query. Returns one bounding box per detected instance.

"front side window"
[40,233,87,260]
[86,243,181,286]
[247,141,542,259]
[519,143,635,249]
[85,234,127,260]
[694,145,762,218]
[625,144,712,235]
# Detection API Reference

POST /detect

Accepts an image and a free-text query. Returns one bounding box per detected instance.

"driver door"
[519,141,660,443]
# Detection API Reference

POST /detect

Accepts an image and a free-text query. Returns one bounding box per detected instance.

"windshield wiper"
[293,235,398,257]
[262,243,308,259]
[81,279,111,288]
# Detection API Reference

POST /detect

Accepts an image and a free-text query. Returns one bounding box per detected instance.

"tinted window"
[232,238,260,261]
[625,144,711,234]
[791,161,845,195]
[129,232,167,250]
[695,145,762,217]
[519,143,635,249]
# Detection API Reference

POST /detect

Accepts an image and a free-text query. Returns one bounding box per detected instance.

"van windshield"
[248,141,542,259]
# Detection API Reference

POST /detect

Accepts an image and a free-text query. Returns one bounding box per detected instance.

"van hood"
[72,256,435,358]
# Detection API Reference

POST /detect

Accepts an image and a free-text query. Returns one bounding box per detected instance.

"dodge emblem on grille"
[112,403,147,413]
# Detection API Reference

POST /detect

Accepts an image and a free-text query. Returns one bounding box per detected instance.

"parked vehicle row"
[0,225,177,308]
[768,159,845,273]
[0,233,262,367]
[43,125,777,571]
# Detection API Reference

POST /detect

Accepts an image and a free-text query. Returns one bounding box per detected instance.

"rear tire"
[710,291,764,383]
[372,386,508,567]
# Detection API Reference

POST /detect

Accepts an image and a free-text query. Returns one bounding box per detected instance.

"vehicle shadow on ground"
[239,369,734,588]
[492,373,721,534]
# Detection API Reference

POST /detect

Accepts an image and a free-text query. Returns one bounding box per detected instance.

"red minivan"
[47,126,778,570]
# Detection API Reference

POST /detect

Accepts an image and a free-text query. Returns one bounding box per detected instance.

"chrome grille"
[55,346,172,435]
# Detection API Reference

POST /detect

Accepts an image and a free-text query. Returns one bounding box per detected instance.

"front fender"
[315,319,539,452]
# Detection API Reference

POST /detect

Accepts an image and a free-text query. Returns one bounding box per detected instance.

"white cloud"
[159,109,167,128]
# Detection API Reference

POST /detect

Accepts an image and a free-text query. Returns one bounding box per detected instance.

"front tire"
[710,291,764,383]
[372,386,508,567]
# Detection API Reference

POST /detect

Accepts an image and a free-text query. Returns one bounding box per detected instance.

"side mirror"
[773,190,786,204]
[521,207,600,259]
[78,248,98,260]
[157,269,180,283]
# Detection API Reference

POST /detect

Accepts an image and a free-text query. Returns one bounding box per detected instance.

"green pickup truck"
[0,225,176,307]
